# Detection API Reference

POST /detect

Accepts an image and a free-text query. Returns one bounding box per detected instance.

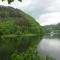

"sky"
[0,0,60,26]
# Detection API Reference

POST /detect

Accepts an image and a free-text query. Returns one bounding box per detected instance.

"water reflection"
[0,35,43,60]
[45,33,60,38]
[38,34,60,60]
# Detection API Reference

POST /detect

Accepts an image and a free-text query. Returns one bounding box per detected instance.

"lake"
[38,34,60,60]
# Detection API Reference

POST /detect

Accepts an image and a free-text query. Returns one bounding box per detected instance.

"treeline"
[43,23,60,33]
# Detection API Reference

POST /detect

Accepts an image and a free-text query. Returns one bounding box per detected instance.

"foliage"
[2,0,22,4]
[11,47,55,60]
[0,6,43,35]
[0,6,44,60]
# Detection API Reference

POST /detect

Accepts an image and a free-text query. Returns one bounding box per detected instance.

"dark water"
[38,34,60,60]
[0,35,42,60]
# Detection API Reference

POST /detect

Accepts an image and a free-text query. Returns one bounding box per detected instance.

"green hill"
[0,6,43,60]
[0,6,43,35]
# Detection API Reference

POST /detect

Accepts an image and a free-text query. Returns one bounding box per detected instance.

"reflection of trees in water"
[0,36,42,60]
[53,34,60,38]
[44,34,60,39]
[16,36,42,52]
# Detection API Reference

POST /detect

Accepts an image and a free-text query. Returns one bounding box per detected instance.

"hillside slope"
[0,6,44,60]
[0,6,43,35]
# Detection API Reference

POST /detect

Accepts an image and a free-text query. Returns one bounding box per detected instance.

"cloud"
[38,12,60,25]
[47,0,60,12]
[10,0,60,26]
[10,0,55,18]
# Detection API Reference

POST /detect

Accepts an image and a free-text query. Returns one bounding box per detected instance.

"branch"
[2,0,22,4]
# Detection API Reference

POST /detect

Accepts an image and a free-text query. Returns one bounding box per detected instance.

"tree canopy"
[2,0,22,4]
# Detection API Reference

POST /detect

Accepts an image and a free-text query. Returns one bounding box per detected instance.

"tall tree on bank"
[2,0,22,4]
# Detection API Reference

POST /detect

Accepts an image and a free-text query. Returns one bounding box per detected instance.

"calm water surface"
[38,35,60,60]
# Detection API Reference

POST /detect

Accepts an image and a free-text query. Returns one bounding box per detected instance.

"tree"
[2,0,22,4]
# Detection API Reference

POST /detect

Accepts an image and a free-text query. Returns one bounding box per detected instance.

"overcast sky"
[0,0,60,26]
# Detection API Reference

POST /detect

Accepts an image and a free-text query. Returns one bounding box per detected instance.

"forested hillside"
[0,6,43,35]
[0,6,44,60]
